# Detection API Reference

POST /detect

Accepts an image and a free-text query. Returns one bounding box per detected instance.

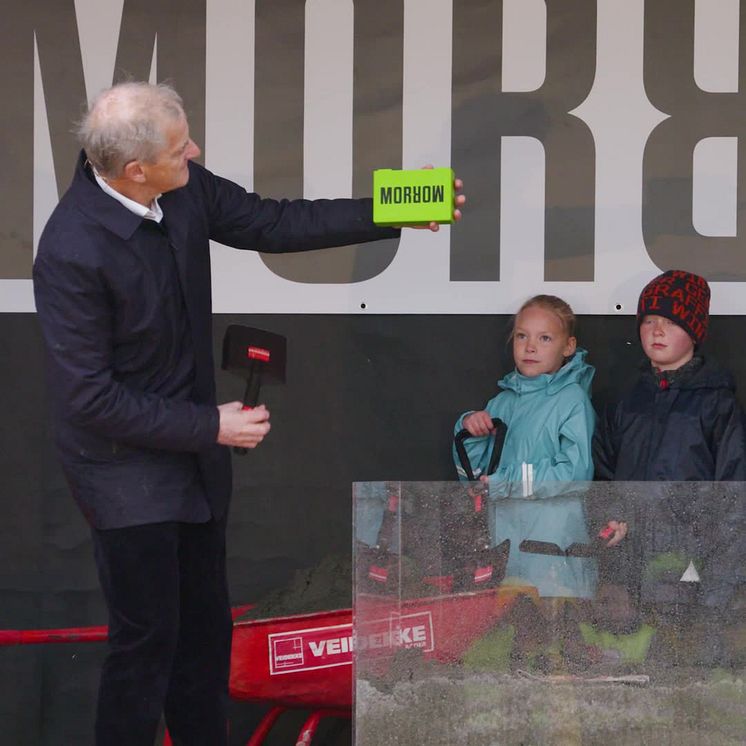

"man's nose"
[187,139,201,159]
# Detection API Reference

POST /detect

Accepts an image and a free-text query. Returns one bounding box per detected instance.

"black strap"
[454,417,508,481]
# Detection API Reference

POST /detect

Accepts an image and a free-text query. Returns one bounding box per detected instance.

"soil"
[236,553,352,620]
[356,669,746,745]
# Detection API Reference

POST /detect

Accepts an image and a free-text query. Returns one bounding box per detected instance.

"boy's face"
[513,305,576,377]
[639,314,695,371]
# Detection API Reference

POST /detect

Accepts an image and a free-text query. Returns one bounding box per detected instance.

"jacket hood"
[498,347,594,396]
[639,355,736,393]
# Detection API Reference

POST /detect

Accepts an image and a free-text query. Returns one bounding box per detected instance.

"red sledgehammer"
[221,325,287,455]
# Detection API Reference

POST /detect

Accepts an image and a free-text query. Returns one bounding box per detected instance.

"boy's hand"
[463,410,495,437]
[602,520,628,547]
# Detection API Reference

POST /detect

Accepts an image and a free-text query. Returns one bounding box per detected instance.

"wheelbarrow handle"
[0,605,255,647]
[454,418,507,482]
[0,626,109,646]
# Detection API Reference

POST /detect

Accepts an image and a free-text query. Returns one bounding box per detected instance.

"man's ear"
[564,336,577,357]
[122,160,146,183]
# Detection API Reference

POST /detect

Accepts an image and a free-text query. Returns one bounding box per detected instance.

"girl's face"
[513,305,576,377]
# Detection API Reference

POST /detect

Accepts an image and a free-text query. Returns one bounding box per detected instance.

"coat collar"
[69,151,192,306]
[639,355,735,392]
[69,150,148,241]
[498,348,595,396]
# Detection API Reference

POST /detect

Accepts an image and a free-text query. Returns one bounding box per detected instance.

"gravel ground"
[355,669,746,745]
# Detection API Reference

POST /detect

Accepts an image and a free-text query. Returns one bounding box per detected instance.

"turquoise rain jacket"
[453,349,597,598]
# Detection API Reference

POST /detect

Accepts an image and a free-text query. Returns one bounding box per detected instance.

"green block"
[372,167,454,226]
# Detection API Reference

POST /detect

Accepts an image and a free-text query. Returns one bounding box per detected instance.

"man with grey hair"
[33,81,464,746]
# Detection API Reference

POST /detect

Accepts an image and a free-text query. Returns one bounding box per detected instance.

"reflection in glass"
[354,481,746,745]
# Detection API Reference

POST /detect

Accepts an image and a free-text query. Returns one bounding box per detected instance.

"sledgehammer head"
[221,325,287,384]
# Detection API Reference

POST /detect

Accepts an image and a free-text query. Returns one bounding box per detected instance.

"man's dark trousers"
[91,518,232,746]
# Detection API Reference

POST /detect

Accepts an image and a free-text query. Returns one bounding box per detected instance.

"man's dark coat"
[33,153,398,528]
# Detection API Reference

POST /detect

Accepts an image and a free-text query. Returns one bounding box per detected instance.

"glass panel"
[354,481,746,745]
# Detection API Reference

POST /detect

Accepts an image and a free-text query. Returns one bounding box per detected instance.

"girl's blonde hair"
[512,294,576,339]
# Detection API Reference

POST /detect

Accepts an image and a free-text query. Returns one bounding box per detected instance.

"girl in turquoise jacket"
[453,295,611,599]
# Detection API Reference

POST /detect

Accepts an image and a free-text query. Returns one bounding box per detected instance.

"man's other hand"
[217,402,271,448]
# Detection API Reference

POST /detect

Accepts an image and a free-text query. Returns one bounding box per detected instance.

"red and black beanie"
[637,269,710,345]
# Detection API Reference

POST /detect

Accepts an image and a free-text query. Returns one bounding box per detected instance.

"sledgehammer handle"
[234,363,263,456]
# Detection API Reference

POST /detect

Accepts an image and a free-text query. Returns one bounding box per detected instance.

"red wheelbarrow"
[0,604,347,746]
[0,586,531,745]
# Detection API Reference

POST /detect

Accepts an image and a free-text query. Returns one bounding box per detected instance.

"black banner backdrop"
[3,313,746,744]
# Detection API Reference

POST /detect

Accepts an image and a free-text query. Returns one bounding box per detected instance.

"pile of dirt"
[237,553,352,620]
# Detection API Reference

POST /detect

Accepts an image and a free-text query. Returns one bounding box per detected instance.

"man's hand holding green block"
[373,167,456,227]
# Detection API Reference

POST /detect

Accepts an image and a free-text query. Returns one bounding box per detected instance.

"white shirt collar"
[93,169,164,223]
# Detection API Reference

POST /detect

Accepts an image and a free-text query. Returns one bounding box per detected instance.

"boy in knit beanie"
[636,269,709,378]
[592,269,746,668]
[595,268,742,482]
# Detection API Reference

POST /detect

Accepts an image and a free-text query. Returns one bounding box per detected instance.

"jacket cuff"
[198,405,221,450]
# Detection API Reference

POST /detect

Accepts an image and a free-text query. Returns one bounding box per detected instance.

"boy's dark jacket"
[594,356,745,482]
[593,356,746,609]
